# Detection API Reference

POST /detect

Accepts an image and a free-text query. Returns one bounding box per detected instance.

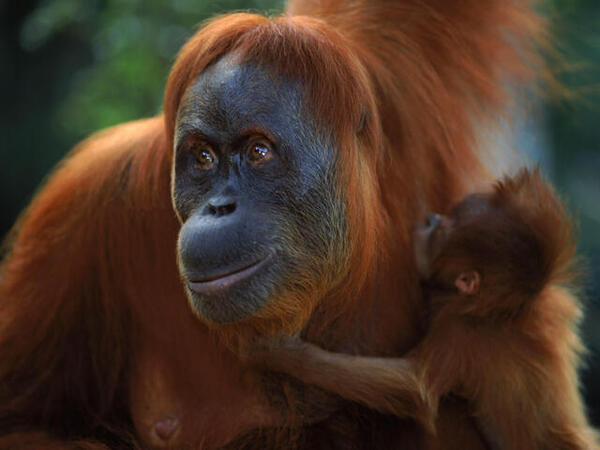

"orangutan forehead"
[176,55,305,135]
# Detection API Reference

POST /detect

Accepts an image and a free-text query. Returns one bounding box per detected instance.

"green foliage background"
[1,0,599,424]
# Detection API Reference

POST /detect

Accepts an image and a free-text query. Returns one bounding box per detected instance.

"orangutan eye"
[193,146,217,170]
[247,141,274,165]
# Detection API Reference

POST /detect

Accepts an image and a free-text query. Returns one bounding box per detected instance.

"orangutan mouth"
[187,254,272,295]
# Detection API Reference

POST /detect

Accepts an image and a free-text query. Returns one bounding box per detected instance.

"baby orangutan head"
[413,209,482,297]
[412,169,575,317]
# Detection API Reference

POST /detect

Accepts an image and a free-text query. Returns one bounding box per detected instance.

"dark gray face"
[172,55,348,324]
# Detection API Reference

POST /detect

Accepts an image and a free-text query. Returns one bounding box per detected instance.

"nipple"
[154,415,179,441]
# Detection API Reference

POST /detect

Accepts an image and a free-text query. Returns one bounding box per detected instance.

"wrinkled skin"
[173,55,348,324]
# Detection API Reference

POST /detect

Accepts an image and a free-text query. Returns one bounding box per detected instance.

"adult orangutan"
[0,0,566,449]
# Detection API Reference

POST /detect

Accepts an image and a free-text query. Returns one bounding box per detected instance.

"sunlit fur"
[0,0,551,448]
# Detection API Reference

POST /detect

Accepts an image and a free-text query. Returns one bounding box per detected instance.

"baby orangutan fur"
[245,169,598,450]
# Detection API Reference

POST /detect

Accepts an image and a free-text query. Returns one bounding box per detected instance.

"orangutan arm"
[246,336,435,431]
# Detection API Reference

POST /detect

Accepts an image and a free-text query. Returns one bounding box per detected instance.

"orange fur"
[0,1,553,448]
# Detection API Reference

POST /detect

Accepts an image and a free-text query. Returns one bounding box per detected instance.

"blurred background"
[1,0,598,426]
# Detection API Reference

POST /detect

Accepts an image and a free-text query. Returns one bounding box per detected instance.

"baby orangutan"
[245,169,598,449]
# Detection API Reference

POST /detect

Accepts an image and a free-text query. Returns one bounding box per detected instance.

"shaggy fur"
[0,0,553,448]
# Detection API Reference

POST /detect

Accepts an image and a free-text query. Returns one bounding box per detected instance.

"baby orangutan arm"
[245,336,435,432]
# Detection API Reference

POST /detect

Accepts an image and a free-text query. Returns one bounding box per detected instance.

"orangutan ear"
[455,271,480,296]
